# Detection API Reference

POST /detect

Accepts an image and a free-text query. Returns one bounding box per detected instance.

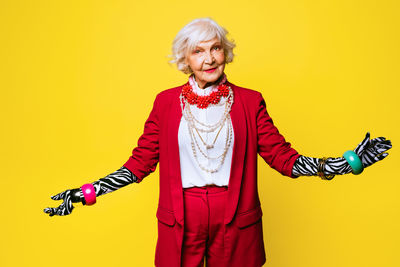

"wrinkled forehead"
[192,37,221,49]
[185,26,222,52]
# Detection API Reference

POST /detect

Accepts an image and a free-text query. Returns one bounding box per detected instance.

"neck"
[195,75,224,89]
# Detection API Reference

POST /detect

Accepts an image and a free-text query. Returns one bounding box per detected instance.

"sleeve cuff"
[283,153,301,178]
[123,157,144,183]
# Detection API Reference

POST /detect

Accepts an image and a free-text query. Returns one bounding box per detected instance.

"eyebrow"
[194,41,222,50]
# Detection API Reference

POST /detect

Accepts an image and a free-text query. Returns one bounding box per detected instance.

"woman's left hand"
[353,132,392,168]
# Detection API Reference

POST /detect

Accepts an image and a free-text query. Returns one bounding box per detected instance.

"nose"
[204,51,215,65]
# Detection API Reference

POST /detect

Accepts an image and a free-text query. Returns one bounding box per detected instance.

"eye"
[213,45,221,51]
[194,49,201,54]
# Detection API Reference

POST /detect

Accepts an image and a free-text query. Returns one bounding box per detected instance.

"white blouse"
[178,76,235,188]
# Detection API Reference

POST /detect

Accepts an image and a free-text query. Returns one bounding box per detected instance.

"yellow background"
[1,0,399,266]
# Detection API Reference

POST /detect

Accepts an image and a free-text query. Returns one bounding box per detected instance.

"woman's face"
[185,37,225,89]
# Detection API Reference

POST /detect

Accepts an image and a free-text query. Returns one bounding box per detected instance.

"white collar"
[188,74,227,96]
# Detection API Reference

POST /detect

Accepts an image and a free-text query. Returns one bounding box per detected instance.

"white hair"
[170,18,236,74]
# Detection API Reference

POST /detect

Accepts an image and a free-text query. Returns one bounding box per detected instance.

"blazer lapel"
[224,83,247,225]
[167,86,185,225]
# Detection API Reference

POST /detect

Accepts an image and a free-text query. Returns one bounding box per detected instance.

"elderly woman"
[44,18,391,267]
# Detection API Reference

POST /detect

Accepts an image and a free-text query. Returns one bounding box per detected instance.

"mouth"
[204,67,217,73]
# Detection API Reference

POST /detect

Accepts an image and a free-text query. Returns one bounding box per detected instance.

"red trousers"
[182,186,265,267]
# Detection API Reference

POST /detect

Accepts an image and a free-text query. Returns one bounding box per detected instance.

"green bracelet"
[343,150,364,175]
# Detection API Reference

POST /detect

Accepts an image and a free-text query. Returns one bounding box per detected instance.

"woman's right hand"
[44,189,75,216]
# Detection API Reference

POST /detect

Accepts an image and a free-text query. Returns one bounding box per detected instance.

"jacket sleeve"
[256,93,300,177]
[123,94,161,182]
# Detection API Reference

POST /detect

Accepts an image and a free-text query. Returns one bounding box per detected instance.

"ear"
[184,55,193,73]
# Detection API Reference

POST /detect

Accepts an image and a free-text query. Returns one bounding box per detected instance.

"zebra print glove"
[292,156,352,176]
[354,132,391,169]
[292,132,392,177]
[44,189,75,216]
[44,166,137,216]
[92,166,137,196]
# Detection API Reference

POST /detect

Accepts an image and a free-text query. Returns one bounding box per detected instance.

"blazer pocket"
[236,205,263,229]
[156,207,176,226]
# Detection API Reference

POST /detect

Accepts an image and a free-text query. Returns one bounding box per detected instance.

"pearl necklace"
[180,83,234,173]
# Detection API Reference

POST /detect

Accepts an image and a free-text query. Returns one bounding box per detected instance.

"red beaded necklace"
[181,82,230,109]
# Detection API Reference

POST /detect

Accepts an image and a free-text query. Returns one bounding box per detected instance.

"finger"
[363,132,370,144]
[376,143,392,150]
[51,191,65,200]
[355,132,370,154]
[374,140,391,146]
[369,139,378,147]
[56,202,73,216]
[372,137,386,142]
[375,153,388,161]
[44,207,57,216]
[376,147,390,154]
[383,140,392,148]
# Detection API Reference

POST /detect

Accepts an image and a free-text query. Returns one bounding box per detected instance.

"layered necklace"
[180,76,234,173]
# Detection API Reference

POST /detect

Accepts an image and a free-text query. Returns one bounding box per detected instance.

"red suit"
[124,82,300,267]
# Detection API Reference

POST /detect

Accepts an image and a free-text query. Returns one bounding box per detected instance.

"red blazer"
[124,82,300,266]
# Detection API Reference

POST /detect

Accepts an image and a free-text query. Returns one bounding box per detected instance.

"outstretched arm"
[43,166,138,216]
[292,133,392,178]
[44,93,162,217]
